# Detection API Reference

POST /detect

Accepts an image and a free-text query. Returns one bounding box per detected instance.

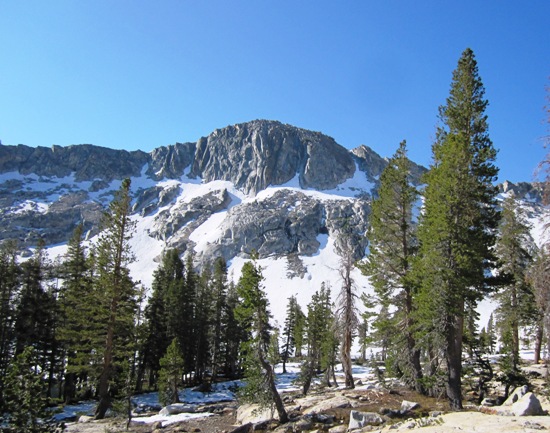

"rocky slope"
[0,120,421,260]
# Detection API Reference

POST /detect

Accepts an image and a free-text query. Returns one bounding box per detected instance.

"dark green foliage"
[2,346,62,433]
[495,195,537,368]
[158,339,185,406]
[280,295,300,373]
[414,48,499,410]
[221,280,244,379]
[301,283,337,394]
[0,240,20,405]
[58,224,96,403]
[14,243,61,399]
[235,261,288,423]
[93,178,139,419]
[359,140,423,392]
[210,257,228,379]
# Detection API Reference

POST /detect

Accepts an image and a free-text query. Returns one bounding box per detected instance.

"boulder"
[348,410,385,429]
[503,385,529,406]
[400,400,420,412]
[158,403,196,415]
[236,403,274,424]
[512,392,545,416]
[303,396,352,414]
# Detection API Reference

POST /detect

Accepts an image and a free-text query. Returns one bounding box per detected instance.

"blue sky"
[0,1,548,183]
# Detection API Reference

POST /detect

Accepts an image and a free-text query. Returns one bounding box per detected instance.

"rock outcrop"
[191,120,356,195]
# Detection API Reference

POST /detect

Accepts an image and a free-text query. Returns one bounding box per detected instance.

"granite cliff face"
[191,120,356,195]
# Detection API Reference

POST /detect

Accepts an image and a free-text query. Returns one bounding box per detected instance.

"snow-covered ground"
[55,361,378,426]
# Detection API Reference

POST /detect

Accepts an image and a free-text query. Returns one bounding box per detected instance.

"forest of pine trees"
[0,48,549,427]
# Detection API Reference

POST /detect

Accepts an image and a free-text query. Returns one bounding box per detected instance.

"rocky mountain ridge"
[0,120,545,273]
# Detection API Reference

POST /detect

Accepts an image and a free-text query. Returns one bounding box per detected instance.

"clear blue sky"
[0,1,548,183]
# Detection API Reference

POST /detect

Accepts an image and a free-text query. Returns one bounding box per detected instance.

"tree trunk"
[445,313,464,410]
[534,324,544,364]
[341,328,354,388]
[95,299,118,419]
[259,355,288,423]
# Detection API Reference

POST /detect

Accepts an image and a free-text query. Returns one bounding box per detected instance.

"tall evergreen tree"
[58,224,95,403]
[235,261,288,423]
[301,283,335,394]
[495,195,537,368]
[280,295,299,374]
[93,179,139,419]
[222,279,244,379]
[158,338,185,406]
[0,240,19,404]
[210,257,228,380]
[194,264,213,383]
[414,48,499,410]
[3,346,59,433]
[13,242,60,398]
[359,140,423,392]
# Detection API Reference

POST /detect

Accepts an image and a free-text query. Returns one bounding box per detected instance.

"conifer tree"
[3,346,59,433]
[222,280,243,378]
[235,261,288,423]
[359,140,423,392]
[495,195,537,368]
[180,253,198,381]
[414,48,499,410]
[293,303,306,358]
[301,283,334,394]
[0,240,19,404]
[210,257,228,380]
[93,179,139,419]
[13,241,60,398]
[280,295,299,373]
[194,264,213,383]
[58,224,95,403]
[158,338,185,406]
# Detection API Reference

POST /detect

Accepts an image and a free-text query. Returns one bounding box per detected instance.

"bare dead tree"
[337,245,359,388]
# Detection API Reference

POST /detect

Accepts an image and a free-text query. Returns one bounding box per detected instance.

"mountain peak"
[191,119,356,195]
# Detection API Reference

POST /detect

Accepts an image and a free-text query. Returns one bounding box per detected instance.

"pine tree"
[235,261,288,423]
[58,224,95,403]
[158,338,185,406]
[359,140,423,392]
[3,346,59,433]
[194,264,213,384]
[280,295,299,373]
[301,283,334,394]
[222,280,244,378]
[293,302,306,359]
[13,242,60,399]
[93,179,139,419]
[414,48,499,410]
[210,257,228,380]
[0,240,19,405]
[495,195,537,368]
